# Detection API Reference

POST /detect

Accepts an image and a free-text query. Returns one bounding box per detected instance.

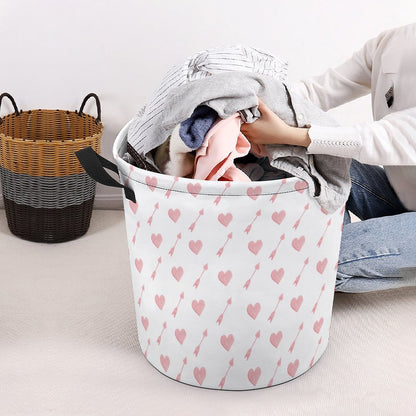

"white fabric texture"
[116,156,344,389]
[291,23,416,211]
[1,210,415,415]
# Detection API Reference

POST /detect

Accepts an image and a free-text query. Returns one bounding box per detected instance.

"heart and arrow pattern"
[122,171,344,390]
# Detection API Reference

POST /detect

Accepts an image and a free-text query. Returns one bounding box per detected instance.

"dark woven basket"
[0,93,102,243]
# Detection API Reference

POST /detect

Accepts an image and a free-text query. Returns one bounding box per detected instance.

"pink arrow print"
[194,329,208,357]
[169,233,182,256]
[172,292,184,318]
[156,321,167,345]
[293,257,309,286]
[244,263,260,290]
[138,285,145,306]
[267,358,282,387]
[214,182,231,205]
[289,323,304,353]
[293,203,309,230]
[193,263,209,289]
[165,176,179,198]
[132,221,140,244]
[147,202,159,225]
[244,210,261,234]
[269,179,286,203]
[176,357,188,381]
[269,233,285,260]
[245,330,261,360]
[219,359,234,390]
[144,338,151,358]
[151,257,162,280]
[312,284,325,313]
[317,219,332,247]
[217,233,232,257]
[268,293,284,323]
[217,297,232,325]
[310,337,322,367]
[189,209,204,232]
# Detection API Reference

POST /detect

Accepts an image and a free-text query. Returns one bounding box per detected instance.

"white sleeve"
[307,107,416,165]
[292,32,383,110]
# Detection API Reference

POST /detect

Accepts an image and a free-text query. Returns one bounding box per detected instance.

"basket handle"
[75,146,136,203]
[78,93,101,122]
[0,93,20,124]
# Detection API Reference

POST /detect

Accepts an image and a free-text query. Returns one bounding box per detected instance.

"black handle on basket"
[0,93,20,124]
[75,147,136,203]
[78,93,101,122]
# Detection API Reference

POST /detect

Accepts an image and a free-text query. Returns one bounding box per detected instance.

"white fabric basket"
[112,121,344,390]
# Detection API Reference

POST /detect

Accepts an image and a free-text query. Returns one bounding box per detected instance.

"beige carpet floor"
[0,210,415,416]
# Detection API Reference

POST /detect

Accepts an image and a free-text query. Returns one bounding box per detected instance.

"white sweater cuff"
[307,125,362,159]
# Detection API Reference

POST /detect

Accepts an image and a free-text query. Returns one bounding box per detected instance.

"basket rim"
[0,109,103,143]
[113,120,310,197]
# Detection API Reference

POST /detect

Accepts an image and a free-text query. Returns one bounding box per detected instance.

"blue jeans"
[336,160,416,293]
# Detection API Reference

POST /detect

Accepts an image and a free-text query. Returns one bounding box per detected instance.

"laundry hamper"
[77,121,344,390]
[0,93,102,243]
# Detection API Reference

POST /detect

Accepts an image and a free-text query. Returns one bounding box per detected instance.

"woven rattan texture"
[4,197,95,243]
[0,167,96,209]
[0,110,102,176]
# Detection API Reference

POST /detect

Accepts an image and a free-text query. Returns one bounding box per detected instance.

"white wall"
[0,0,414,208]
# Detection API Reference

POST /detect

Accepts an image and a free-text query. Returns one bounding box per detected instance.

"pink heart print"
[272,210,286,225]
[189,240,203,255]
[246,186,262,200]
[316,258,328,274]
[294,180,307,193]
[287,359,299,378]
[151,233,162,248]
[145,176,157,191]
[248,367,261,386]
[313,317,324,333]
[187,182,202,197]
[192,300,205,316]
[247,303,261,320]
[155,294,165,310]
[134,258,143,273]
[270,331,283,348]
[168,208,181,223]
[141,316,149,330]
[290,296,303,312]
[220,334,235,351]
[193,366,206,386]
[129,200,138,214]
[160,354,170,372]
[218,213,233,227]
[271,268,284,284]
[248,240,263,255]
[218,270,232,286]
[292,236,305,252]
[171,266,184,282]
[175,329,187,344]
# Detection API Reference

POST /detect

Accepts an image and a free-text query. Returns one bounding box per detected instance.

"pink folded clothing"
[193,113,251,181]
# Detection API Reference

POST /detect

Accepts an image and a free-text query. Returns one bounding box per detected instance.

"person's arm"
[241,100,416,165]
[307,106,416,165]
[240,99,311,147]
[291,32,381,110]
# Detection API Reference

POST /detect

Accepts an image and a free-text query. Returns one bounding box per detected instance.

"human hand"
[241,98,311,147]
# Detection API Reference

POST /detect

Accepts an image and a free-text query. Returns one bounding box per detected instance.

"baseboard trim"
[0,193,124,210]
[94,194,124,210]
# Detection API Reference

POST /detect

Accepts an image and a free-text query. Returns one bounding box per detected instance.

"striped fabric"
[127,45,288,157]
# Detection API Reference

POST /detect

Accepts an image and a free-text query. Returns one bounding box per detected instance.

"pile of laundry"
[125,45,351,213]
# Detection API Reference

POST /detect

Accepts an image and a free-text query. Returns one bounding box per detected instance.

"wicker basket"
[0,93,102,242]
